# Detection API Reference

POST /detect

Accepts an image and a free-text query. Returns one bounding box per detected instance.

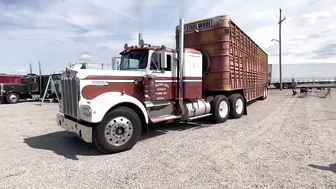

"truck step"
[151,115,181,123]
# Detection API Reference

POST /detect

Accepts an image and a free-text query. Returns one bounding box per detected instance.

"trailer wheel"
[229,94,245,119]
[93,107,142,154]
[6,93,20,104]
[261,87,268,100]
[210,95,230,123]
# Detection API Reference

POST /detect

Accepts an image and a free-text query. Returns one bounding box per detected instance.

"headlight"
[82,106,92,117]
[59,100,63,112]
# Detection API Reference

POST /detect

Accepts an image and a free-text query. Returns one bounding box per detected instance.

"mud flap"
[243,99,248,115]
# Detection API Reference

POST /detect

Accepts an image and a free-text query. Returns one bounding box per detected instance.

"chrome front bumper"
[56,113,93,143]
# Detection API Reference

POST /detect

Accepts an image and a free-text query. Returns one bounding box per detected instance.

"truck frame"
[56,16,268,154]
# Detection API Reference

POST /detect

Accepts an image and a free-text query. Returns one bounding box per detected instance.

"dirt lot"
[0,90,335,189]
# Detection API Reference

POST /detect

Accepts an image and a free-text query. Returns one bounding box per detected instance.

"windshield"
[52,74,61,81]
[120,50,148,70]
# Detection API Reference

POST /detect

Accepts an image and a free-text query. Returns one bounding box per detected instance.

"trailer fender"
[87,92,149,124]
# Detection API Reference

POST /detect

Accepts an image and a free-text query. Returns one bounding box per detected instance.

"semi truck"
[269,63,336,89]
[56,15,268,154]
[0,73,61,104]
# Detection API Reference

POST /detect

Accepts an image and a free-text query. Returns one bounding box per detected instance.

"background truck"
[0,73,60,104]
[56,15,268,154]
[69,58,122,71]
[269,63,336,89]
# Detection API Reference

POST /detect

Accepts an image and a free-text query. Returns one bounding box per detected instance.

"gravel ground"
[0,90,335,189]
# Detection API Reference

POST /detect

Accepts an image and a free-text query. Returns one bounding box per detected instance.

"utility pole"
[278,8,286,91]
[38,61,42,96]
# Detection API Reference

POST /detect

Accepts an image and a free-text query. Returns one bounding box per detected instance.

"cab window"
[165,54,172,71]
[150,52,172,71]
[150,52,161,70]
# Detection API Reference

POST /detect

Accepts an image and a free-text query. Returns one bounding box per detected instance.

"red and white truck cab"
[56,22,211,153]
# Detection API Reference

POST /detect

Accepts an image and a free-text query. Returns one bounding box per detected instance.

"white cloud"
[79,53,92,60]
[0,0,335,74]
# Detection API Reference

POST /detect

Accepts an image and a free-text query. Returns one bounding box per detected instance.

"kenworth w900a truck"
[56,16,268,154]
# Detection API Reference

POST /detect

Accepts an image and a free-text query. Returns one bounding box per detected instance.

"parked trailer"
[56,16,268,154]
[269,63,336,89]
[0,74,23,83]
[176,15,268,102]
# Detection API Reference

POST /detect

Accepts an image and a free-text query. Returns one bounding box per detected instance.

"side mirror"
[160,53,167,69]
[124,43,128,50]
[160,45,166,51]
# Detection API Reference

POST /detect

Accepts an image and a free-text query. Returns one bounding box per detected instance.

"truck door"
[143,51,176,101]
[28,77,39,93]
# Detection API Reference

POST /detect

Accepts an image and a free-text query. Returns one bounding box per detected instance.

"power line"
[0,31,175,42]
[0,34,128,41]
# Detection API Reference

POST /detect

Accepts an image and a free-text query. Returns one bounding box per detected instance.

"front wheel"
[93,107,142,154]
[6,93,20,104]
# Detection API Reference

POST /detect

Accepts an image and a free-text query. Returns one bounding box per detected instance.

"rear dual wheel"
[260,87,268,100]
[211,95,230,123]
[229,94,245,119]
[211,93,245,123]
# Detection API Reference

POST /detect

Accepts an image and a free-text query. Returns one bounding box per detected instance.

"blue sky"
[0,0,335,74]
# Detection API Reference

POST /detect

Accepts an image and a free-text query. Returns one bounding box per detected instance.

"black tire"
[210,95,230,123]
[261,87,268,100]
[93,107,142,154]
[5,93,20,104]
[229,93,245,119]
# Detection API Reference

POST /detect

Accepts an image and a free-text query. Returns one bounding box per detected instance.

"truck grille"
[60,70,80,119]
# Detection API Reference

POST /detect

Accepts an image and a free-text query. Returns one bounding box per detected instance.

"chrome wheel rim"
[218,100,228,118]
[9,94,18,102]
[104,116,133,146]
[235,98,243,114]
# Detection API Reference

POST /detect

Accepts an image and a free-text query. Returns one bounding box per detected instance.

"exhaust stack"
[29,63,32,74]
[178,18,185,116]
[138,33,143,46]
[111,57,119,70]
